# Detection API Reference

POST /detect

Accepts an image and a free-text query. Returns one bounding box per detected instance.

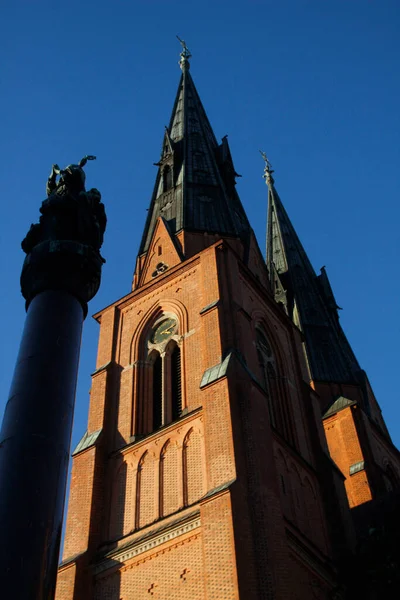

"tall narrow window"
[266,362,278,427]
[163,165,172,192]
[152,353,162,430]
[159,449,165,518]
[182,436,189,507]
[171,345,182,421]
[257,331,277,428]
[135,458,143,530]
[256,329,288,436]
[139,316,182,437]
[256,329,295,445]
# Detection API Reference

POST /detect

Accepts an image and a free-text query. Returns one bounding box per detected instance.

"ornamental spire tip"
[177,35,191,71]
[260,150,275,185]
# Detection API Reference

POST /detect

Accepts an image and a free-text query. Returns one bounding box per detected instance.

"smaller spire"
[260,150,275,185]
[177,35,191,72]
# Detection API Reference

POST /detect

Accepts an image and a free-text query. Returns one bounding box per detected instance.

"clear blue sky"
[1,0,399,474]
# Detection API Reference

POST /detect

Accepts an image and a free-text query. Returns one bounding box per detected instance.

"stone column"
[0,161,106,600]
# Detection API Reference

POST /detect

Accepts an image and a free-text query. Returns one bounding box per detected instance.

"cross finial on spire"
[260,150,275,185]
[177,35,191,71]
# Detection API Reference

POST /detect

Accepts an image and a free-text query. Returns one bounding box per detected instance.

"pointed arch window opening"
[152,353,163,431]
[159,445,166,519]
[256,329,294,443]
[182,435,189,507]
[171,345,182,421]
[136,318,183,437]
[135,456,144,530]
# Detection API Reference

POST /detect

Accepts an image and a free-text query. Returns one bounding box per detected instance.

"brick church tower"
[56,45,400,599]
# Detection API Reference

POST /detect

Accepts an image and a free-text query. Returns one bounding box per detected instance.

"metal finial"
[260,150,275,185]
[177,35,191,71]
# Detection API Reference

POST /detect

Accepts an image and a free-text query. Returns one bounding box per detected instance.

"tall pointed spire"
[138,40,251,257]
[263,154,361,384]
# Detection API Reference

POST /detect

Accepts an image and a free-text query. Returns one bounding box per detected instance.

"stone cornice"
[113,406,203,457]
[286,529,335,585]
[93,513,201,575]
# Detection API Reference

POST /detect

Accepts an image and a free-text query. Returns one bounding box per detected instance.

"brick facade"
[56,56,400,599]
[56,233,354,599]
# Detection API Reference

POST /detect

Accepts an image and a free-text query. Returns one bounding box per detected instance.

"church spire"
[263,154,361,384]
[137,41,251,259]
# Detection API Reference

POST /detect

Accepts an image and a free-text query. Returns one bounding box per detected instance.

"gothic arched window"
[256,329,293,443]
[135,317,183,436]
[152,352,162,431]
[256,330,278,428]
[171,344,182,422]
[163,165,173,192]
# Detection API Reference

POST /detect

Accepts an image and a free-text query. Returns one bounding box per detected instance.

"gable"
[138,217,183,286]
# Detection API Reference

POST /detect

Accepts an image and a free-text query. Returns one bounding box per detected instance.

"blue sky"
[1,0,399,492]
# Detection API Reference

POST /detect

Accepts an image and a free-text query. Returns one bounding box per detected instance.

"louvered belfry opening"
[163,165,173,192]
[171,345,182,421]
[152,353,163,430]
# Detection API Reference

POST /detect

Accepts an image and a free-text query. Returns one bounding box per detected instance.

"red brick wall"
[63,447,96,559]
[106,415,205,538]
[95,529,205,600]
[58,239,347,599]
[87,369,108,434]
[109,461,128,539]
[161,440,179,516]
[324,406,372,507]
[288,553,332,600]
[95,308,116,369]
[200,493,239,600]
[55,563,76,600]
[360,410,400,485]
[139,451,157,527]
[184,428,204,505]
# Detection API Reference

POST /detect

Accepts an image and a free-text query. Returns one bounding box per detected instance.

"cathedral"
[55,44,400,599]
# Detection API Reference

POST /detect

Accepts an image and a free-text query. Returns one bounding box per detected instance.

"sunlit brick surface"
[161,441,179,516]
[57,230,398,599]
[324,407,372,507]
[95,532,204,600]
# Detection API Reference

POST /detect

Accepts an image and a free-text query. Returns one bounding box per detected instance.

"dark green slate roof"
[72,429,102,455]
[266,182,361,384]
[139,64,251,255]
[200,353,232,388]
[323,396,357,419]
[200,349,260,389]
